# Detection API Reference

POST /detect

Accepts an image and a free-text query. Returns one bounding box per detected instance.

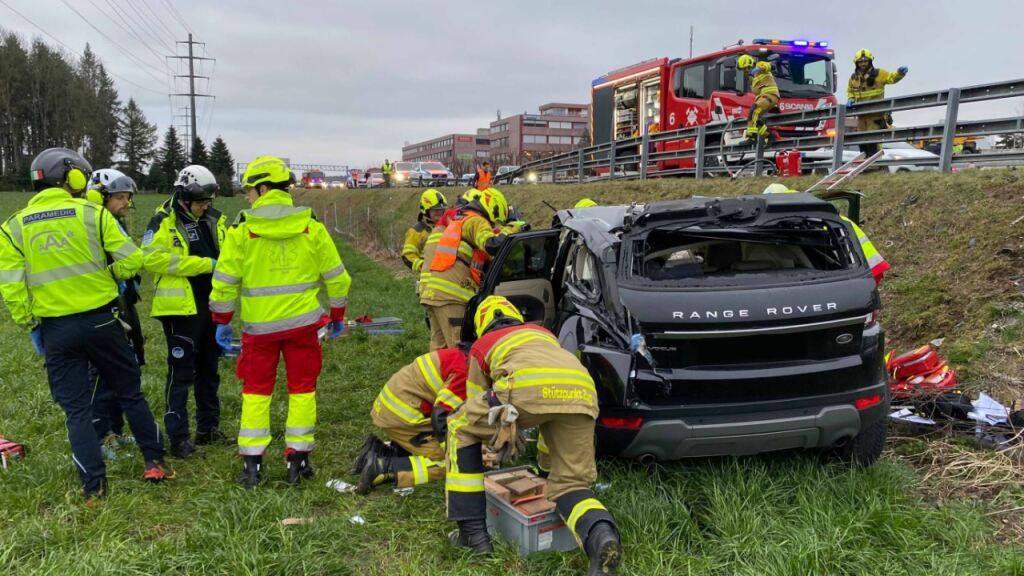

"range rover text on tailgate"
[463,192,888,466]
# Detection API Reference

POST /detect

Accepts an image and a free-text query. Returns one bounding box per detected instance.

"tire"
[827,416,886,467]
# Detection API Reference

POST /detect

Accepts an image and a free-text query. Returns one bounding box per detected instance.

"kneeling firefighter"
[353,347,469,493]
[418,188,525,350]
[737,54,780,142]
[442,295,622,575]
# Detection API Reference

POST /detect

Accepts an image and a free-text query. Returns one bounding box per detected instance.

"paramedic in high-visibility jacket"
[442,295,622,575]
[763,183,890,283]
[0,148,172,501]
[209,155,351,488]
[353,347,468,494]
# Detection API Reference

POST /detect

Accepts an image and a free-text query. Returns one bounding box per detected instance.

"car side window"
[570,239,601,298]
[497,234,558,282]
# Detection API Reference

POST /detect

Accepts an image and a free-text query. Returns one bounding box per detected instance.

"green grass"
[1,191,1022,575]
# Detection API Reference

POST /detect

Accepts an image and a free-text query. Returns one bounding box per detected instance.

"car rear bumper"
[596,380,888,461]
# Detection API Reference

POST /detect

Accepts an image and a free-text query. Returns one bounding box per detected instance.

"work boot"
[237,455,262,489]
[355,443,396,495]
[195,428,231,446]
[349,434,386,475]
[287,451,315,485]
[83,478,109,507]
[584,521,622,576]
[170,438,196,459]
[448,519,493,555]
[142,460,175,483]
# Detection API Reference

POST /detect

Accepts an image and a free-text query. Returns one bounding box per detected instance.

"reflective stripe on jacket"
[401,221,430,272]
[209,189,351,335]
[421,212,494,305]
[143,199,226,316]
[0,187,142,325]
[468,323,598,418]
[751,63,780,98]
[847,67,904,102]
[842,215,890,283]
[372,348,468,428]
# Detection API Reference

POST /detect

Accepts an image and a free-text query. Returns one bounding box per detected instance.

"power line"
[0,0,165,96]
[84,0,172,74]
[120,0,176,51]
[138,0,180,48]
[58,0,169,84]
[160,0,193,35]
[105,0,173,53]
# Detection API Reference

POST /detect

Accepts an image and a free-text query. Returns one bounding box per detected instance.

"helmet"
[854,48,873,63]
[473,295,524,338]
[30,147,93,193]
[461,188,484,203]
[476,187,509,225]
[419,188,447,216]
[736,54,755,70]
[574,198,598,209]
[762,183,797,194]
[242,156,293,190]
[87,168,137,204]
[175,165,219,201]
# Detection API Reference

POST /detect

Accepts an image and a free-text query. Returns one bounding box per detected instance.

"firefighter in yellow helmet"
[0,148,172,501]
[737,54,780,142]
[441,295,622,574]
[418,187,524,350]
[402,189,446,273]
[353,347,469,493]
[762,183,890,284]
[210,155,352,488]
[848,49,907,155]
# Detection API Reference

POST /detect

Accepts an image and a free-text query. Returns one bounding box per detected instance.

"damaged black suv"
[463,192,888,465]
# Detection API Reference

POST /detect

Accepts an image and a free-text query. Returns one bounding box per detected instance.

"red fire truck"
[301,169,326,189]
[590,39,838,171]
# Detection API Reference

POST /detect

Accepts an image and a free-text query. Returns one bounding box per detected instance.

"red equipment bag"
[775,150,802,177]
[886,345,943,380]
[0,436,25,469]
[890,363,958,400]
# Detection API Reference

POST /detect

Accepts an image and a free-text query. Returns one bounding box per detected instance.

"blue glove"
[327,320,346,339]
[118,280,127,294]
[897,66,908,75]
[210,258,217,270]
[845,99,855,107]
[30,327,44,355]
[215,324,235,350]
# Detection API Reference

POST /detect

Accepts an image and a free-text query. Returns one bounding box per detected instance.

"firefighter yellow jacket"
[847,68,904,102]
[372,348,469,429]
[401,220,430,272]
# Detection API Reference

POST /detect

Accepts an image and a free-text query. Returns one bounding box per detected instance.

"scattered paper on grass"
[327,479,356,493]
[281,517,314,526]
[349,515,365,525]
[595,482,611,493]
[968,393,1010,425]
[890,407,937,426]
[393,487,414,497]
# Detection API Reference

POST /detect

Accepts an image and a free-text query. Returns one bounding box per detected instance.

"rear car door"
[461,229,561,342]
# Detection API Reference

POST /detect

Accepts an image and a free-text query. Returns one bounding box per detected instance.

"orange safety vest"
[475,168,493,190]
[429,213,490,285]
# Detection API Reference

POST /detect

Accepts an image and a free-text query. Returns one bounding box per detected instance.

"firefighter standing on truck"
[209,155,352,488]
[848,49,908,155]
[352,347,468,493]
[84,169,146,452]
[0,148,173,501]
[737,54,780,142]
[442,295,622,575]
[401,189,446,273]
[144,165,228,458]
[418,188,523,350]
[763,183,890,283]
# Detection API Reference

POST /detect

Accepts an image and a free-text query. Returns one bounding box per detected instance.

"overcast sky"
[3,0,1023,169]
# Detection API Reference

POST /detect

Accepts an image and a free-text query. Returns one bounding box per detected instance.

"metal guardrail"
[494,77,1024,184]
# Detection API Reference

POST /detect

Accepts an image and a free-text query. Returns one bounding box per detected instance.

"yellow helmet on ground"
[763,183,797,194]
[419,188,447,216]
[574,198,598,208]
[242,156,293,190]
[854,48,873,63]
[737,54,755,70]
[477,187,509,225]
[474,295,524,338]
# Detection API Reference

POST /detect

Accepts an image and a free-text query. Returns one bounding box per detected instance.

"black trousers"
[160,311,221,445]
[90,303,144,438]
[40,307,165,493]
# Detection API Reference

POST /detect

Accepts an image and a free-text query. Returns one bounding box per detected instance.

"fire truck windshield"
[764,53,833,98]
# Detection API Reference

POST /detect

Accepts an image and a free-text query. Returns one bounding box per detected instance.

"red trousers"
[237,326,323,395]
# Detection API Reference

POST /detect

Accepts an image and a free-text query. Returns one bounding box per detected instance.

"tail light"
[864,309,880,329]
[854,394,882,410]
[599,416,644,430]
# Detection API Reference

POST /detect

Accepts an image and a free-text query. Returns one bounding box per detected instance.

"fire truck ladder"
[804,150,884,193]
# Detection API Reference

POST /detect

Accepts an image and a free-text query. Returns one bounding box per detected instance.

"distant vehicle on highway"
[459,173,474,186]
[364,169,385,188]
[412,161,456,187]
[301,169,326,189]
[808,142,939,173]
[350,169,365,187]
[393,162,416,185]
[495,165,526,185]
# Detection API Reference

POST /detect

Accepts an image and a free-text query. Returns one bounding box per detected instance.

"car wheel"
[826,416,886,467]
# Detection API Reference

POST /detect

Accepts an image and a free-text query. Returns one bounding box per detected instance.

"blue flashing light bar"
[752,38,829,48]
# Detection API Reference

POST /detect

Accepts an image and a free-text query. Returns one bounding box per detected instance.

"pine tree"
[156,126,187,192]
[190,136,209,166]
[208,135,236,196]
[77,45,121,168]
[117,98,157,184]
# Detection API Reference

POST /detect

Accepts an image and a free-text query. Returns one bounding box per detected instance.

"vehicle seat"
[703,242,742,272]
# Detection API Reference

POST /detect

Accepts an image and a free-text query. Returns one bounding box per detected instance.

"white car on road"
[806,142,939,173]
